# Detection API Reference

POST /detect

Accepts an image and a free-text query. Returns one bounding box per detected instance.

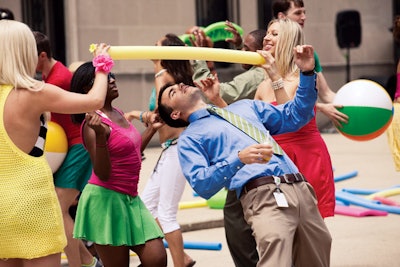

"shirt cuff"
[299,71,317,88]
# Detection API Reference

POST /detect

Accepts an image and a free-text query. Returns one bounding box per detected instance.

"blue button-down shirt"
[178,74,317,199]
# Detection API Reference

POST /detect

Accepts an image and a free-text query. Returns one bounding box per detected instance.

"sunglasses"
[108,72,115,81]
[88,72,115,87]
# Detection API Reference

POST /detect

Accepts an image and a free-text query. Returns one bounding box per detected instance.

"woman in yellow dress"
[0,20,110,267]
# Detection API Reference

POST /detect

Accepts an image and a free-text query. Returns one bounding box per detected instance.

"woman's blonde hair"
[268,18,304,78]
[0,20,38,90]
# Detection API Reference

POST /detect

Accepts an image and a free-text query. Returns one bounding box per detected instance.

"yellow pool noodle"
[178,199,208,209]
[365,187,400,200]
[108,46,266,65]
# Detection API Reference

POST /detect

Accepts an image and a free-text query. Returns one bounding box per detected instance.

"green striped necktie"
[207,105,284,155]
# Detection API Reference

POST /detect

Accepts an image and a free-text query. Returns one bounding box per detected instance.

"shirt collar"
[188,107,211,123]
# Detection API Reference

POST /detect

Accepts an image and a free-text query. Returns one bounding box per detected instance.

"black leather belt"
[241,173,306,196]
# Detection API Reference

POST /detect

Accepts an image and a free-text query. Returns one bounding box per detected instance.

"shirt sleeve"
[220,67,266,104]
[255,73,318,135]
[177,134,245,199]
[193,60,266,104]
[314,51,323,73]
[192,60,212,82]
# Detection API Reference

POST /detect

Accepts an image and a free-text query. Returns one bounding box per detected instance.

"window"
[22,0,66,64]
[195,0,240,68]
[257,0,273,30]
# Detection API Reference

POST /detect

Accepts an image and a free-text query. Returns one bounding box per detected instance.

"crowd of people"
[4,0,397,266]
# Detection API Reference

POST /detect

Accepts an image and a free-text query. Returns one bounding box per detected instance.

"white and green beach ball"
[333,79,393,141]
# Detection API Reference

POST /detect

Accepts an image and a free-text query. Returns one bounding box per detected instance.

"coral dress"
[273,105,335,218]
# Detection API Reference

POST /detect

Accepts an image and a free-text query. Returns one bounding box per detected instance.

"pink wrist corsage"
[92,55,114,73]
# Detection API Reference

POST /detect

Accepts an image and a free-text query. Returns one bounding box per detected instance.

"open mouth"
[263,45,273,51]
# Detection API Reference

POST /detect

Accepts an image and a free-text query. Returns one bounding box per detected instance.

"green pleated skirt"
[73,184,164,246]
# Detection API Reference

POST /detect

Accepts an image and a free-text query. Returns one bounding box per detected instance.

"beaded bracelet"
[92,55,114,73]
[271,78,284,91]
[139,111,145,123]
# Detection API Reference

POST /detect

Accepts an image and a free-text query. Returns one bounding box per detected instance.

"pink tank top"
[84,109,142,196]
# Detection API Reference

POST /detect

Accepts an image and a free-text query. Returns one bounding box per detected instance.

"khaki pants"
[240,181,331,267]
[224,190,258,267]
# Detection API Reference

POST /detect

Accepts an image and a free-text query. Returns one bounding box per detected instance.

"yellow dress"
[0,85,66,259]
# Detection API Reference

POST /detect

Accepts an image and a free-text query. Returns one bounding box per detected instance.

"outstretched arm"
[316,72,348,127]
[256,45,318,135]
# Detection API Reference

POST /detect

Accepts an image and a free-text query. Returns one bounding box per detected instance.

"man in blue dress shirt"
[158,45,331,267]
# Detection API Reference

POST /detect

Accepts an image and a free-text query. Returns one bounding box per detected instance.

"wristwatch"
[301,69,316,76]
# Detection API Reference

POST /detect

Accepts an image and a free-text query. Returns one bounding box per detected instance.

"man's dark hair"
[0,8,14,20]
[157,83,189,128]
[33,31,52,58]
[249,29,266,50]
[272,0,304,18]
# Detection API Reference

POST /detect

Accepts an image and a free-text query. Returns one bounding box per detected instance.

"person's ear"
[277,12,286,19]
[171,110,180,120]
[38,51,47,60]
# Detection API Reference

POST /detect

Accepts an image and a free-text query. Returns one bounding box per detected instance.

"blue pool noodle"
[334,170,358,182]
[335,191,400,214]
[164,240,222,251]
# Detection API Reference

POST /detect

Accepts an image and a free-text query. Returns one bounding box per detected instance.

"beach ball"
[44,121,68,173]
[333,79,393,141]
[207,188,227,209]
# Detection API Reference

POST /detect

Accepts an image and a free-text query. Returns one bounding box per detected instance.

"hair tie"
[92,55,114,73]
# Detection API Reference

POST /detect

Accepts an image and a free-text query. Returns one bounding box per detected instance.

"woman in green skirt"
[71,62,166,267]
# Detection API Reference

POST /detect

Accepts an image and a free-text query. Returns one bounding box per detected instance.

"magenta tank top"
[84,109,142,196]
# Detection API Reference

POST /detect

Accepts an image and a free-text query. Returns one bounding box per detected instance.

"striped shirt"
[29,115,47,157]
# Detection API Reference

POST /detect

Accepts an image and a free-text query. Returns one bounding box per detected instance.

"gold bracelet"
[271,78,284,91]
